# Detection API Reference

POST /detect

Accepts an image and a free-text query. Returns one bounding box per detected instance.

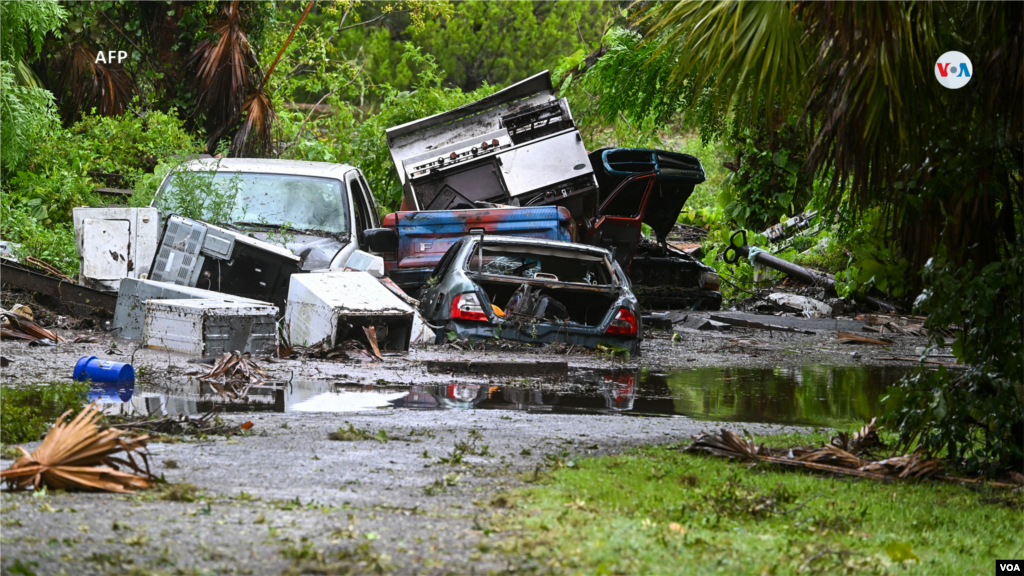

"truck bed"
[382,206,574,292]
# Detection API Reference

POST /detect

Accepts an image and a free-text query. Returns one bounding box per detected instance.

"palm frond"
[55,43,135,126]
[1,404,154,493]
[230,89,277,157]
[637,0,809,122]
[188,0,259,151]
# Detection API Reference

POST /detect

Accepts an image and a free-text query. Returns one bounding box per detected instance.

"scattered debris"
[0,404,154,493]
[196,352,275,400]
[73,335,99,343]
[113,408,247,436]
[0,356,10,367]
[874,356,960,367]
[7,304,33,320]
[1,311,66,342]
[1,257,118,317]
[764,210,818,244]
[425,360,568,378]
[28,338,57,347]
[684,423,946,482]
[832,332,895,346]
[697,319,732,331]
[766,293,832,318]
[708,314,815,335]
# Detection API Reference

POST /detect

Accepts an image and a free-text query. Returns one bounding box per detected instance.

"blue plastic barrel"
[73,356,135,387]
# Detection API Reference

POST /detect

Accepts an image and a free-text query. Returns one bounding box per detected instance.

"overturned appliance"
[418,235,643,355]
[73,207,160,291]
[386,71,598,217]
[143,299,278,356]
[148,215,301,307]
[285,271,416,351]
[112,278,269,340]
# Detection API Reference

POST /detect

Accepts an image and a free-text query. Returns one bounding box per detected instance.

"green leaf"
[885,542,919,563]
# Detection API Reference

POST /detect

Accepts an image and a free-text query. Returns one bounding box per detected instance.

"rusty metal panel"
[143,299,278,356]
[0,257,117,317]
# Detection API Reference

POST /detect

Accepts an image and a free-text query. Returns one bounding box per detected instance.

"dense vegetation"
[0,1,1020,475]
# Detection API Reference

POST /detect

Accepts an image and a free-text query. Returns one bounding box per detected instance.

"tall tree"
[0,0,67,169]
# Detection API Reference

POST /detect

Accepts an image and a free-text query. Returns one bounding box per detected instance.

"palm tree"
[638,1,1022,268]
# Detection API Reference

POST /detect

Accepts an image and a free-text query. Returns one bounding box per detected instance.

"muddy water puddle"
[93,364,915,427]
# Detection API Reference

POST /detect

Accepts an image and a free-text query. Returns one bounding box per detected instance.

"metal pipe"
[722,230,900,313]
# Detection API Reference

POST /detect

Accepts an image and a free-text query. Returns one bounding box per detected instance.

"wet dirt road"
[0,312,940,575]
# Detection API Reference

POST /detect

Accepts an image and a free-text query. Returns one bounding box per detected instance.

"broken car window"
[467,244,612,285]
[160,172,349,235]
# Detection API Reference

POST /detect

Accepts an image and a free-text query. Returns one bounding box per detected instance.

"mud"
[0,310,945,575]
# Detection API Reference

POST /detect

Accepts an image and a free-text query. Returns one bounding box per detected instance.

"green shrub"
[0,203,79,276]
[0,382,90,445]
[883,244,1023,475]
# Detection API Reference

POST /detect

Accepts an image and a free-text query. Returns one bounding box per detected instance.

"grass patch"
[329,423,388,443]
[492,436,1023,575]
[0,382,89,444]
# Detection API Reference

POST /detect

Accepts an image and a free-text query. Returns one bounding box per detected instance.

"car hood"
[248,231,347,271]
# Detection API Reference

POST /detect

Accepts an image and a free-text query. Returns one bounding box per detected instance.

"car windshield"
[467,244,613,285]
[158,171,349,234]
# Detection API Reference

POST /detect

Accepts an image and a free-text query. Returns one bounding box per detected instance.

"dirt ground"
[0,306,942,576]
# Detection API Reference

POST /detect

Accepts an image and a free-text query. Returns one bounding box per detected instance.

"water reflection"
[390,370,638,415]
[387,365,912,426]
[91,365,914,427]
[88,382,134,403]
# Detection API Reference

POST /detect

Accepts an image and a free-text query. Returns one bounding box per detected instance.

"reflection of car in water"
[388,370,639,414]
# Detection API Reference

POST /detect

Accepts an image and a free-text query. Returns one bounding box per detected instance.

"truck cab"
[74,158,389,292]
[152,158,383,272]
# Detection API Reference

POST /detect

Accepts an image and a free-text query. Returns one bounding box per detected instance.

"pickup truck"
[74,158,390,293]
[373,205,575,292]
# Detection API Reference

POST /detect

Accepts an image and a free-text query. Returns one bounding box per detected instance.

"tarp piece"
[285,271,415,351]
[143,299,278,356]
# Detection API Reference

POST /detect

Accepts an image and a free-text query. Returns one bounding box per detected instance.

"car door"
[419,239,465,320]
[347,172,377,251]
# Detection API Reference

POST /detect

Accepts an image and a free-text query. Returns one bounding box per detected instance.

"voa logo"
[999,561,1022,573]
[935,51,972,89]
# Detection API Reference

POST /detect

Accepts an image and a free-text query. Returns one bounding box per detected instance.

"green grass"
[0,382,90,445]
[491,438,1023,575]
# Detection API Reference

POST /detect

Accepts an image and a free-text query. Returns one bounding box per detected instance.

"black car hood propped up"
[589,148,707,241]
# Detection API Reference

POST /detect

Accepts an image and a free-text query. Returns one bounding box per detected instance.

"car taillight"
[699,271,720,291]
[450,292,489,322]
[605,308,638,336]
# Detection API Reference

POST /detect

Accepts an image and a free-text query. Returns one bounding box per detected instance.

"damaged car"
[418,234,643,354]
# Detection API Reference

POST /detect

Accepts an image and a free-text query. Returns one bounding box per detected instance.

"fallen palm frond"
[830,417,884,456]
[686,428,763,460]
[1,404,153,493]
[1,312,65,342]
[197,352,271,400]
[684,426,1019,487]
